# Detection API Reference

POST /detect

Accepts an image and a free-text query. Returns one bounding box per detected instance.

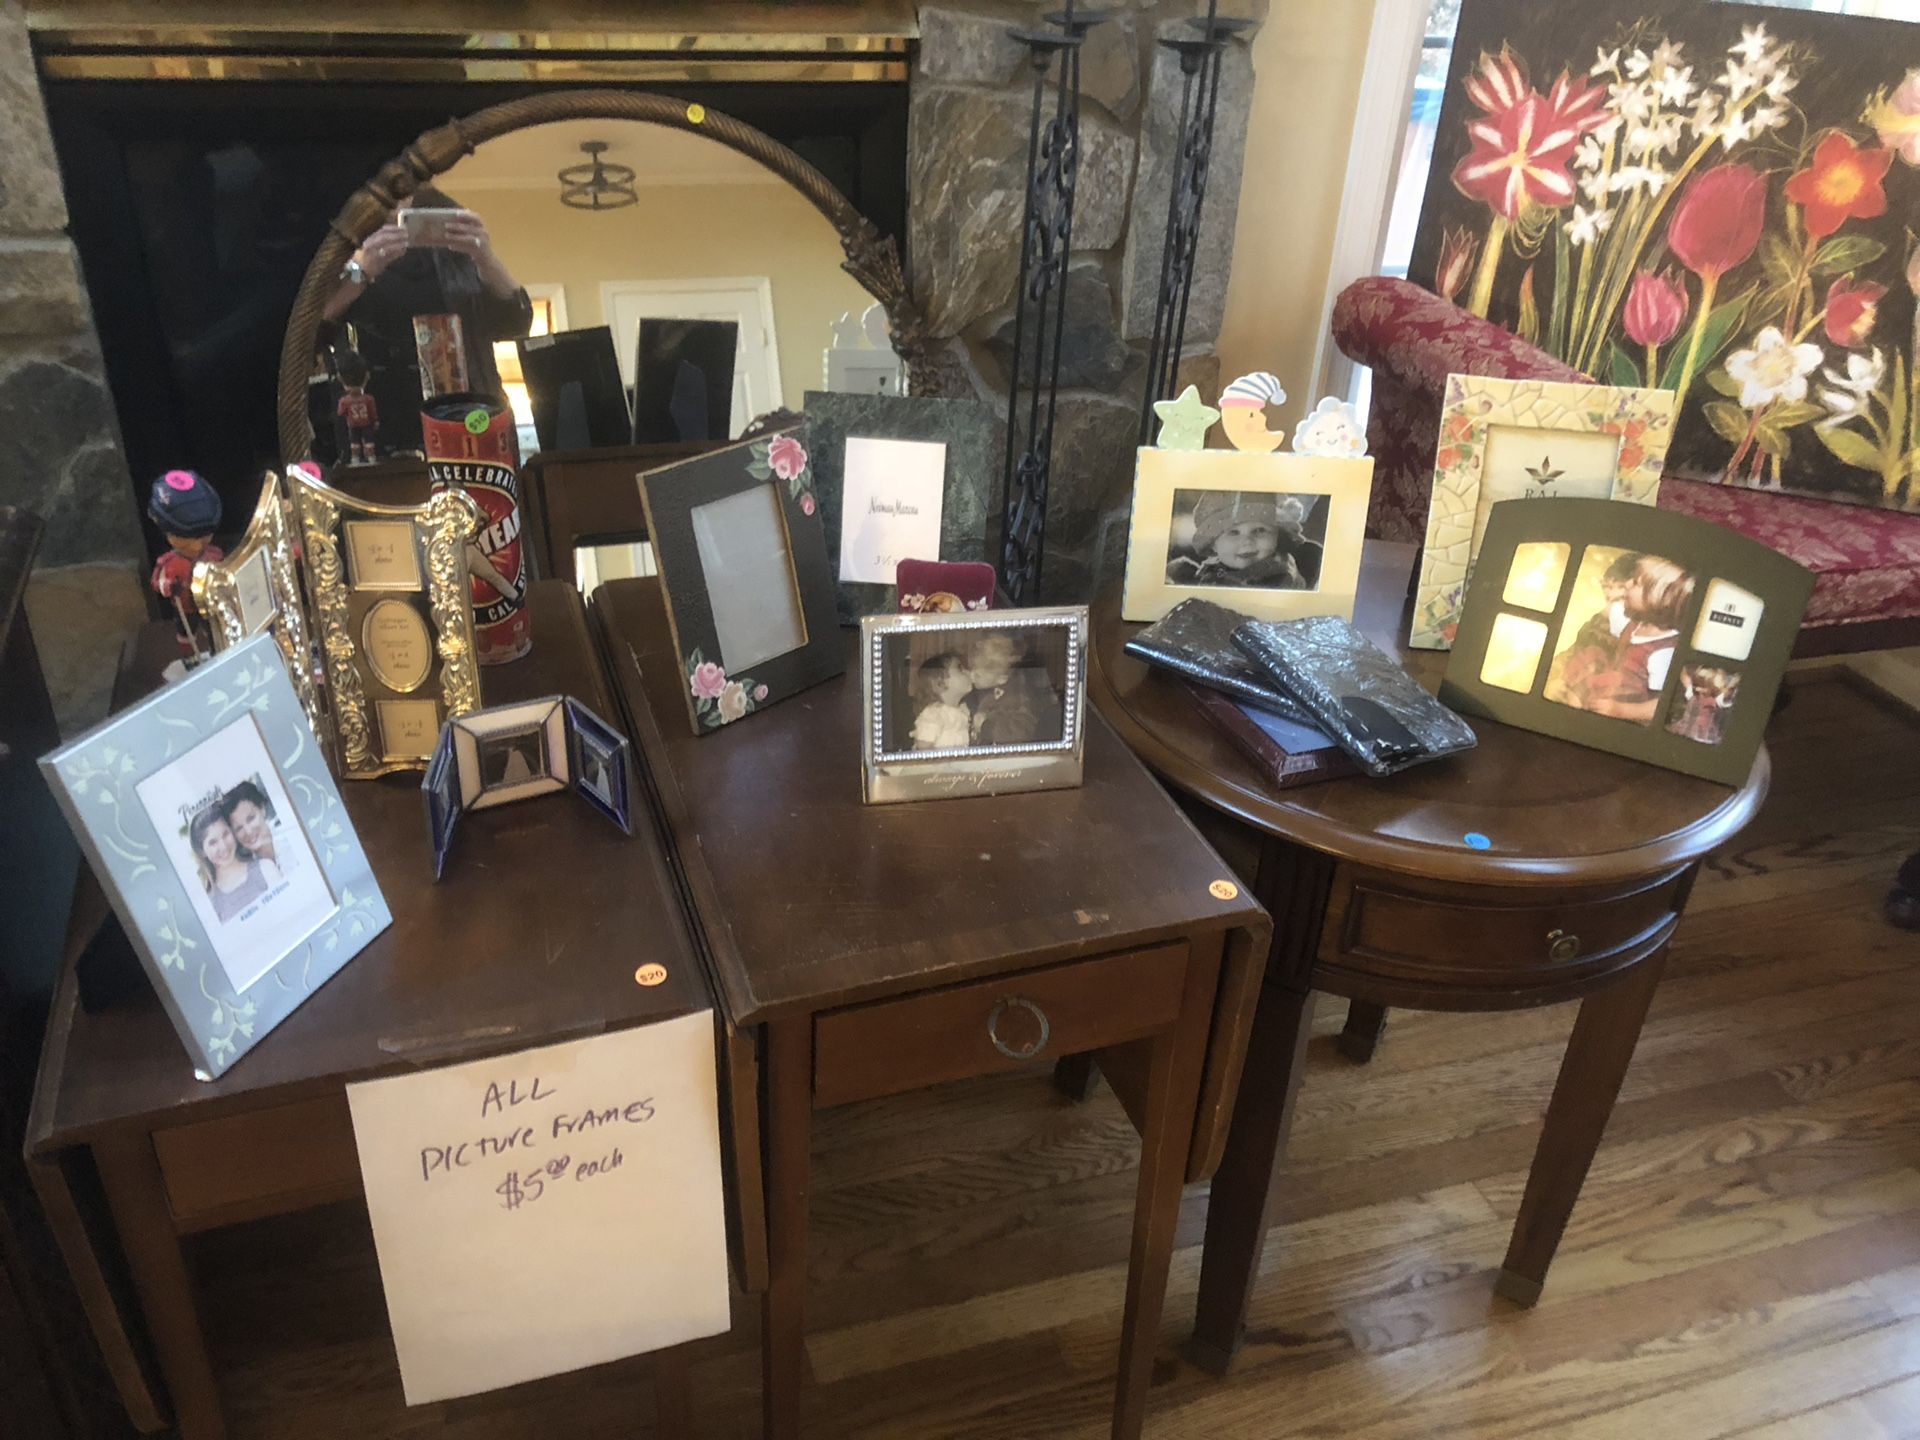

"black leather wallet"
[1125,599,1318,728]
[1232,616,1477,777]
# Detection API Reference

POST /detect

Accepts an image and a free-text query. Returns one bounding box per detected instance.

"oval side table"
[1087,544,1770,1372]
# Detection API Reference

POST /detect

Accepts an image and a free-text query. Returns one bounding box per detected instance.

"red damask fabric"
[1332,276,1920,631]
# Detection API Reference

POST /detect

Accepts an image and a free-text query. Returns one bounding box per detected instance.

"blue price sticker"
[1463,832,1492,850]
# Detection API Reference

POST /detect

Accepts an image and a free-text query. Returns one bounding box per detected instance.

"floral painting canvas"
[1411,0,1920,512]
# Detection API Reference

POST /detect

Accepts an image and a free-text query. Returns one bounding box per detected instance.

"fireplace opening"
[42,72,907,535]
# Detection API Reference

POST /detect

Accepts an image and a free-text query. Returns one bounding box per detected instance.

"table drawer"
[813,943,1188,1108]
[154,1096,360,1232]
[1334,869,1685,982]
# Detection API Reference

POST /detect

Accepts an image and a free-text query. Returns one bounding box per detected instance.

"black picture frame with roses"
[637,428,847,736]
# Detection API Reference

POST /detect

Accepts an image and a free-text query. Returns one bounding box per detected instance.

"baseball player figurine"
[147,468,223,661]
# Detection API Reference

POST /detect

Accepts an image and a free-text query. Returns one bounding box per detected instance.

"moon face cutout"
[1220,371,1288,454]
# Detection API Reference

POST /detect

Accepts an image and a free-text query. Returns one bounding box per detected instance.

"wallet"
[1232,616,1477,777]
[1125,599,1317,728]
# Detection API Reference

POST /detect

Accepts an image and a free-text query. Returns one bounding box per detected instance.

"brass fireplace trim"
[275,89,931,464]
[29,2,914,82]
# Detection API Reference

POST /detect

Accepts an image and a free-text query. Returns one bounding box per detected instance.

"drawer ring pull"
[1546,929,1582,962]
[987,997,1051,1061]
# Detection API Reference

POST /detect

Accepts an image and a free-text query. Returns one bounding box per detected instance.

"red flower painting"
[1785,134,1894,242]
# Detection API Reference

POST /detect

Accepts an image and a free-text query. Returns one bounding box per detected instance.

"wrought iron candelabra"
[999,3,1109,604]
[1136,0,1255,445]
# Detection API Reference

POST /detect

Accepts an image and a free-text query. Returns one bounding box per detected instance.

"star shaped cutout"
[1153,385,1221,451]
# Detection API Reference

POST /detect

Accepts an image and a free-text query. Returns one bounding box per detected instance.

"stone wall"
[908,2,1260,602]
[0,2,139,571]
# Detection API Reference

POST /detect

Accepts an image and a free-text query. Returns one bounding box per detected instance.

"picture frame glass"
[1541,545,1697,728]
[690,484,807,672]
[839,435,945,585]
[1166,488,1329,593]
[1472,427,1623,550]
[132,712,337,995]
[879,624,1071,757]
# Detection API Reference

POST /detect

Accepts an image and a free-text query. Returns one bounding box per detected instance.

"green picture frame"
[1440,498,1814,786]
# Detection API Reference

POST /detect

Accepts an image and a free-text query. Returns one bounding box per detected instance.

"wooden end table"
[591,578,1272,1440]
[27,583,717,1439]
[1088,543,1770,1371]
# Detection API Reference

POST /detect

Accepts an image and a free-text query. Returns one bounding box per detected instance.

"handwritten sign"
[346,1012,730,1404]
[839,435,946,584]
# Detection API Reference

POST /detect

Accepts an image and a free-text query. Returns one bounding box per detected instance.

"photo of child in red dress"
[1545,549,1697,725]
[1667,664,1740,746]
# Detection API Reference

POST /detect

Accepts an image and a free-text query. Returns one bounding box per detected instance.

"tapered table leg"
[93,1131,226,1440]
[761,1017,814,1440]
[1111,936,1222,1440]
[1495,949,1669,1305]
[1188,982,1315,1374]
[1336,1000,1388,1064]
[1053,1052,1100,1102]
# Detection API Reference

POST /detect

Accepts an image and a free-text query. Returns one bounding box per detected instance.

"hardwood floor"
[187,671,1920,1439]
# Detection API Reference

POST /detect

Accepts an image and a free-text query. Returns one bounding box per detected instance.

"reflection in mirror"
[574,539,658,594]
[308,118,899,470]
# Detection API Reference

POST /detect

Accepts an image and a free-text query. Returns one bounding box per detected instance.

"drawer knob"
[1547,929,1582,962]
[987,997,1051,1061]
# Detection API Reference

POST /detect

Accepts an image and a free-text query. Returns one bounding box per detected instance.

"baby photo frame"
[638,429,846,735]
[1121,449,1374,625]
[1440,498,1814,786]
[802,391,996,623]
[861,607,1088,804]
[1411,375,1673,650]
[39,635,391,1079]
[424,695,635,879]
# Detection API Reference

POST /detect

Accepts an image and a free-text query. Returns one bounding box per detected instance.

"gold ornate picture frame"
[192,471,329,752]
[287,468,484,778]
[1411,375,1673,651]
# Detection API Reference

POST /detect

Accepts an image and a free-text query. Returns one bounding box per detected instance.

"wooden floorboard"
[170,670,1920,1438]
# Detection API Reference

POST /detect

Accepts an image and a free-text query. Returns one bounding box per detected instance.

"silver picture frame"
[860,607,1088,805]
[38,635,391,1080]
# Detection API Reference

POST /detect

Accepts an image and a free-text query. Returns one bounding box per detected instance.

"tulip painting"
[1413,1,1920,511]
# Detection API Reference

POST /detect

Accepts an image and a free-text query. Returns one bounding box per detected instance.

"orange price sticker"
[634,963,669,988]
[1208,880,1240,901]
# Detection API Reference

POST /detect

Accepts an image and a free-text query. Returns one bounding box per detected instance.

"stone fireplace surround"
[4,1,1260,610]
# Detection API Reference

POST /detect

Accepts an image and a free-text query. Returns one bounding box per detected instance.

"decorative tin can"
[421,394,531,665]
[413,312,472,400]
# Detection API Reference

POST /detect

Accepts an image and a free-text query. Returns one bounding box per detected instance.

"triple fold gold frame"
[1410,374,1673,651]
[191,470,329,753]
[287,470,484,779]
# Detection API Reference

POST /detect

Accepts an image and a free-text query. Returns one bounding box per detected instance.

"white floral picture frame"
[40,635,390,1079]
[1411,374,1673,650]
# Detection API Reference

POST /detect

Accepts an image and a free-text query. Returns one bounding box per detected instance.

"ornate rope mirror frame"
[275,89,933,463]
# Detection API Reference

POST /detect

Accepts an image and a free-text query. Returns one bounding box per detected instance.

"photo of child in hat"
[1165,489,1325,592]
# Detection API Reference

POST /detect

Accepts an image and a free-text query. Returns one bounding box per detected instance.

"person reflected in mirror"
[320,185,532,454]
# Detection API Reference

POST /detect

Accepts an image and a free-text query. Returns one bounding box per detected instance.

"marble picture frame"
[802,391,996,623]
[39,635,391,1080]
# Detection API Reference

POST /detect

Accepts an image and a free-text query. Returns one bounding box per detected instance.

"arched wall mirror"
[276,91,930,589]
